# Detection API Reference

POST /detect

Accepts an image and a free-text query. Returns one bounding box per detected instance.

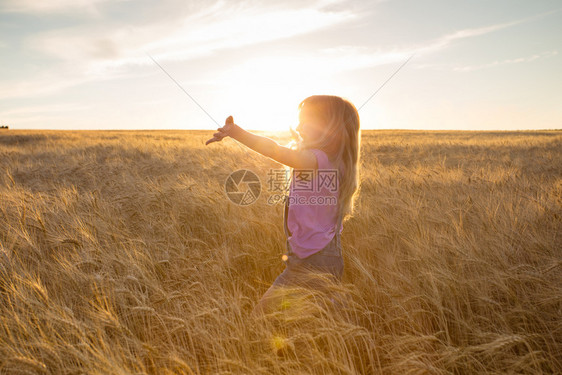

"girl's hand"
[205,116,235,145]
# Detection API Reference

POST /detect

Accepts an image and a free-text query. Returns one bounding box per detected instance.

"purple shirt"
[287,149,344,259]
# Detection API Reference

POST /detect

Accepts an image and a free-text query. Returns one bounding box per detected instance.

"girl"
[206,95,361,315]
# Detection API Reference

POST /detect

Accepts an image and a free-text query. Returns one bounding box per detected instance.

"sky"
[0,0,561,131]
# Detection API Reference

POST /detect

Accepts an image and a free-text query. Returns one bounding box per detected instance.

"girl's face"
[296,106,324,143]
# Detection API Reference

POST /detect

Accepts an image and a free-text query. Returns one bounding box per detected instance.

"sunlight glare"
[217,56,340,132]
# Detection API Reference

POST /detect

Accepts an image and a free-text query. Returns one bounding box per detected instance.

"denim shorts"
[271,233,344,289]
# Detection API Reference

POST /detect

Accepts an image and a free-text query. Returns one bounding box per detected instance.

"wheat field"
[0,129,560,374]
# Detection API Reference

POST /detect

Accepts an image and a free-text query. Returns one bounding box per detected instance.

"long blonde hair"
[288,95,361,223]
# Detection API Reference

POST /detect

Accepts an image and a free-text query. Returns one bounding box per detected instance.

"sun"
[213,56,337,133]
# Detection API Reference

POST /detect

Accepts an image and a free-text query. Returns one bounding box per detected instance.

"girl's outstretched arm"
[205,116,317,170]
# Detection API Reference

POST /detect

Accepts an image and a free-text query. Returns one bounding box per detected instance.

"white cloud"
[9,0,357,101]
[12,7,530,102]
[413,8,562,57]
[412,20,525,57]
[0,0,121,14]
[261,13,553,77]
[254,18,531,77]
[216,46,410,86]
[453,50,559,72]
[24,1,356,65]
[143,6,356,61]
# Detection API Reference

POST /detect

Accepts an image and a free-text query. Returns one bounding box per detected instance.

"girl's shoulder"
[309,149,345,185]
[309,149,334,170]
